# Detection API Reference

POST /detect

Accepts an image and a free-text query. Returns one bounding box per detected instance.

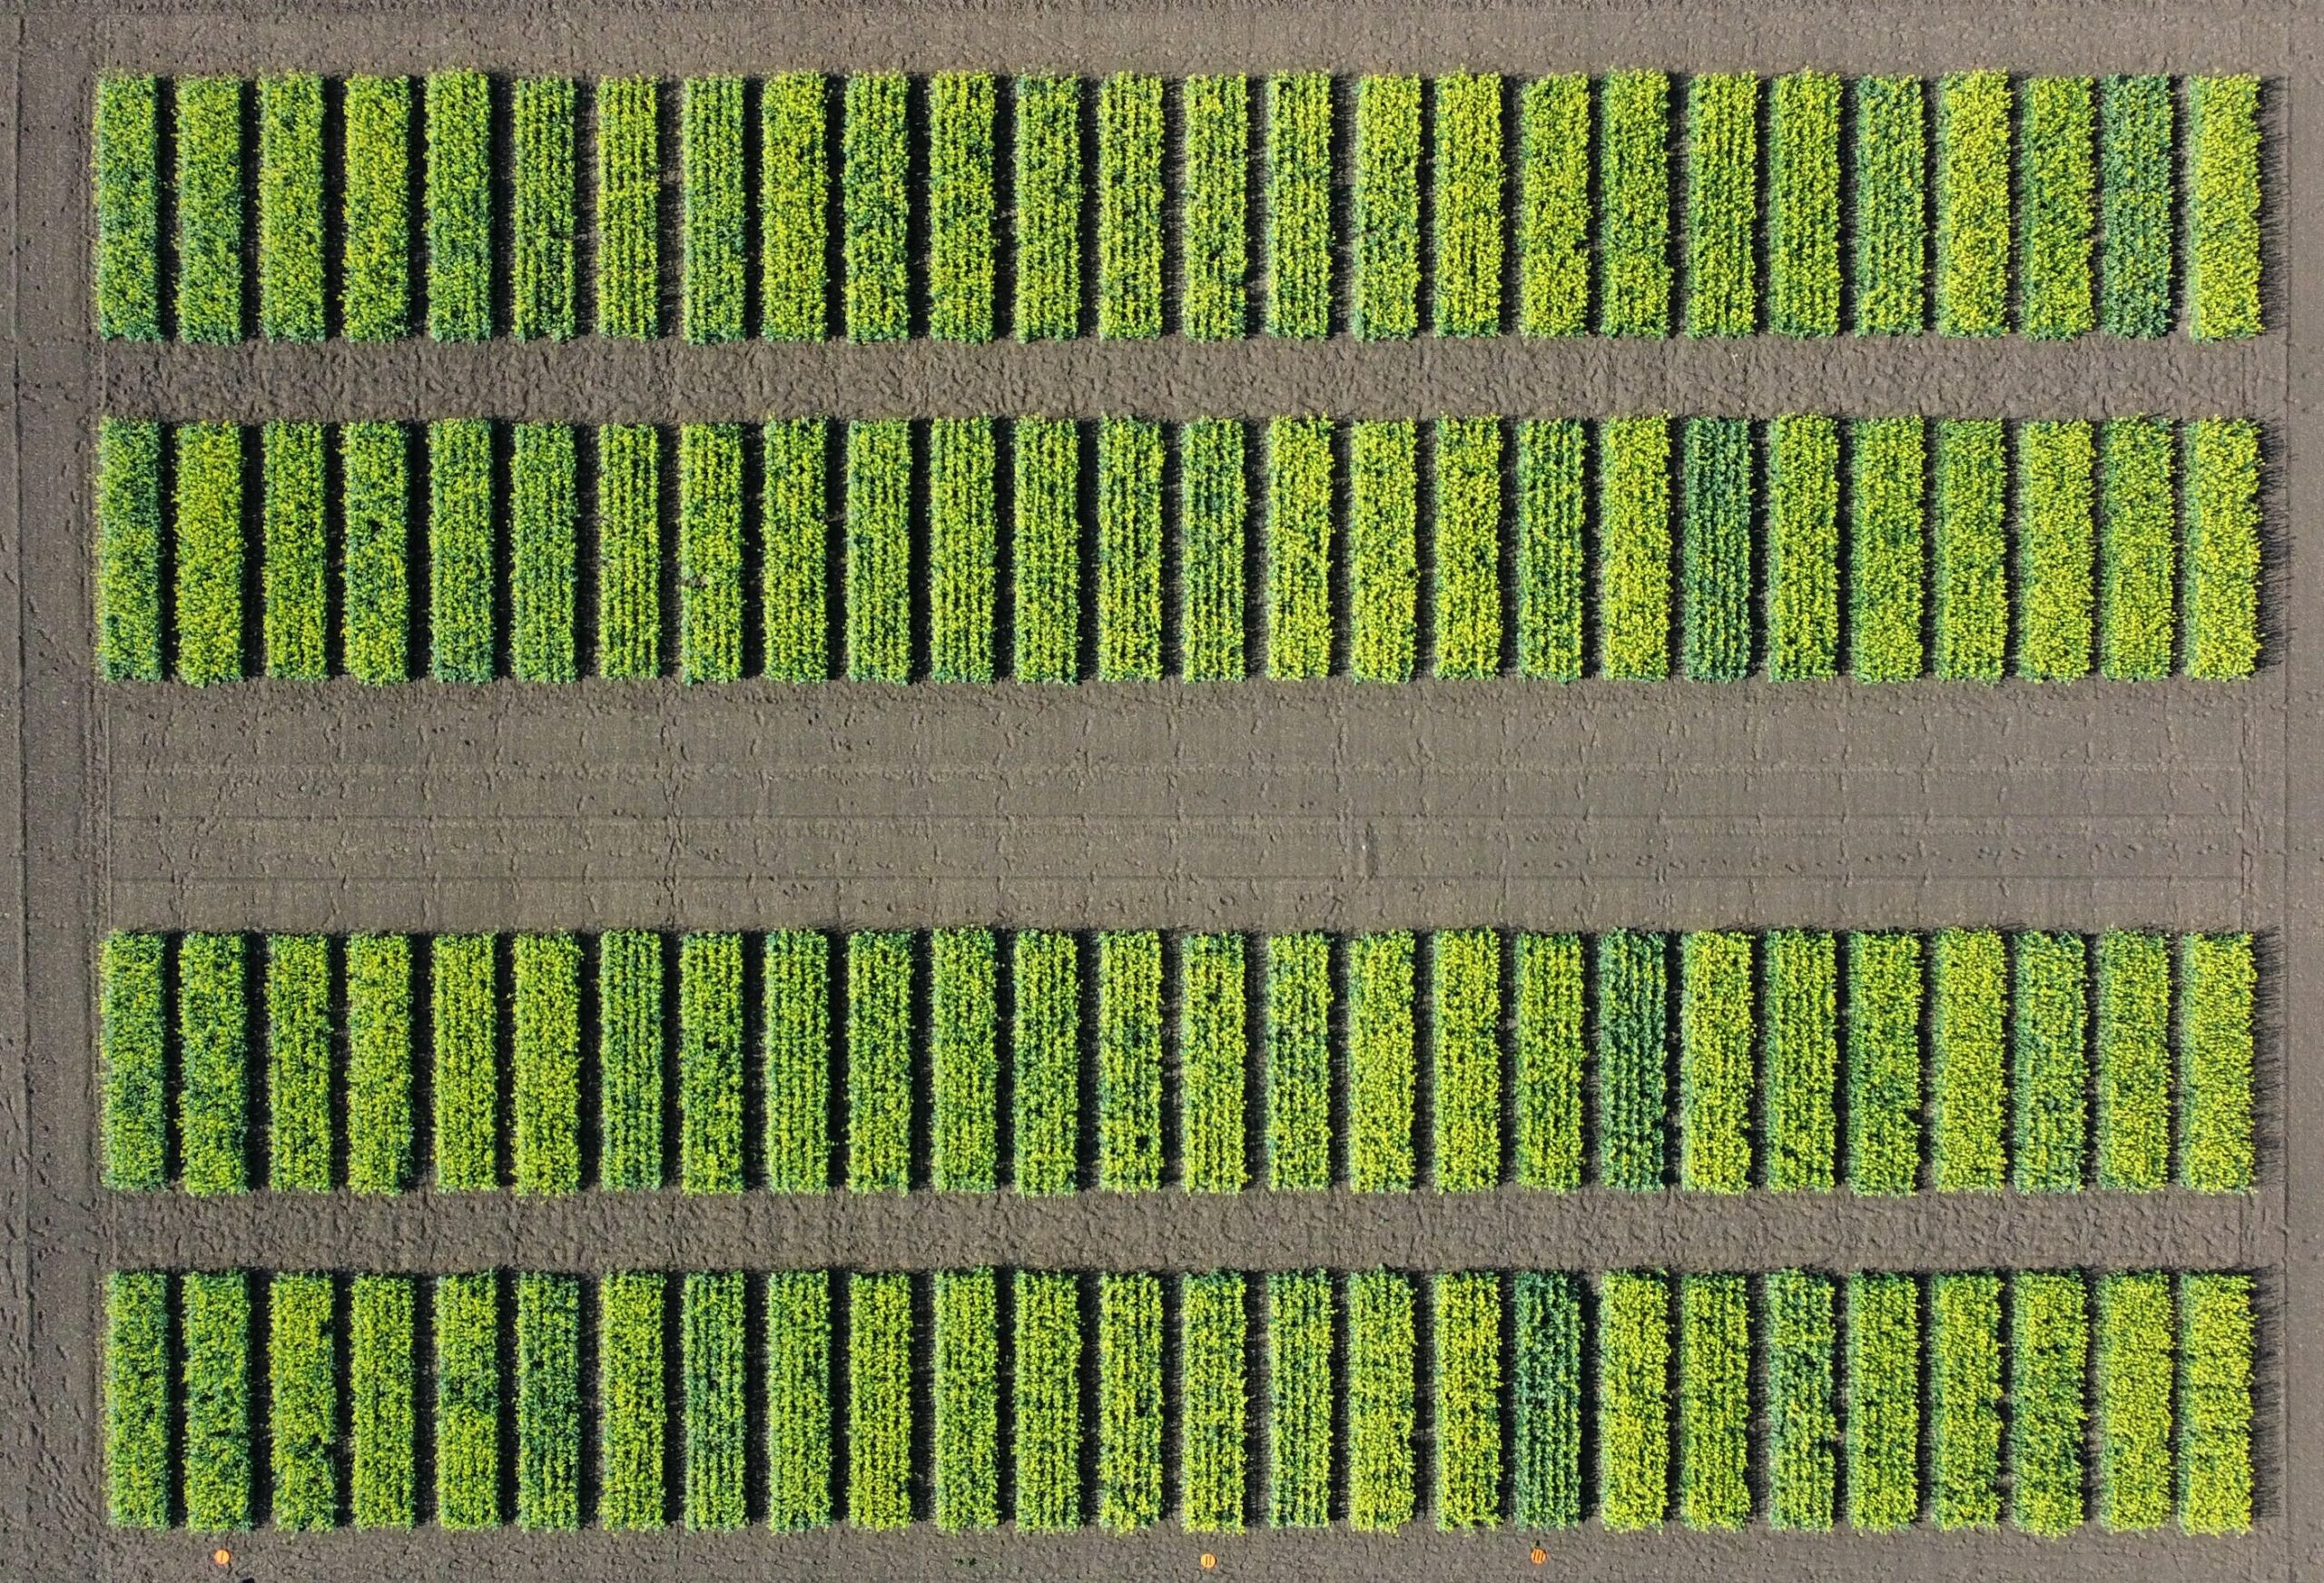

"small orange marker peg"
[1199,1555,1218,1571]
[1530,1548,1547,1566]
[212,1551,232,1568]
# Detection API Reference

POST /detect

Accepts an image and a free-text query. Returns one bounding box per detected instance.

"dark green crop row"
[96,74,2260,340]
[104,928,2255,1196]
[98,414,2265,684]
[113,1263,2241,1533]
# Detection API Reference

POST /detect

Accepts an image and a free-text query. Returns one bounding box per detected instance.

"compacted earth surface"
[4,2,2318,1579]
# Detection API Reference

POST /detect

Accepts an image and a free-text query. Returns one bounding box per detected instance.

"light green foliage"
[682,76,744,344]
[1016,75,1081,339]
[596,78,658,339]
[768,1271,834,1529]
[1350,419,1418,681]
[2098,931,2171,1191]
[2183,418,2261,678]
[846,931,911,1194]
[1680,1273,1749,1529]
[1434,74,1503,336]
[342,77,410,340]
[1014,930,1080,1195]
[596,931,662,1190]
[1014,1270,1082,1529]
[2180,933,2255,1192]
[1432,929,1501,1191]
[1266,417,1334,678]
[270,1273,337,1530]
[181,1272,251,1529]
[1266,74,1332,339]
[935,1268,999,1530]
[598,1272,664,1529]
[1932,929,2007,1190]
[1934,418,2008,679]
[1098,74,1164,339]
[1851,416,1926,681]
[763,418,829,681]
[842,73,908,342]
[1098,416,1164,680]
[1931,1273,2003,1529]
[1599,1270,1671,1530]
[350,1276,415,1529]
[2012,1272,2089,1536]
[1346,1270,1416,1531]
[1770,71,1840,336]
[512,77,576,341]
[96,418,162,681]
[512,932,580,1196]
[1853,76,1927,333]
[2097,1272,2173,1530]
[1599,416,1672,678]
[1847,932,1922,1195]
[761,73,829,340]
[1681,416,1752,682]
[931,928,998,1192]
[510,423,577,682]
[1520,75,1590,337]
[1937,72,2011,336]
[1181,933,1248,1193]
[2100,417,2176,678]
[1098,930,1163,1191]
[1434,416,1503,676]
[1348,933,1416,1190]
[424,72,491,342]
[1098,1273,1165,1530]
[2189,77,2262,340]
[1515,933,1585,1188]
[1354,75,1421,340]
[2019,77,2097,338]
[94,77,160,339]
[1769,413,1839,680]
[2178,1273,2254,1533]
[2017,418,2097,680]
[596,423,660,677]
[1182,1273,1247,1531]
[1435,1272,1502,1528]
[930,73,995,343]
[341,420,410,683]
[431,934,497,1189]
[348,936,415,1195]
[1183,76,1250,340]
[1687,73,1758,336]
[1597,929,1667,1190]
[764,929,831,1192]
[258,74,324,342]
[173,422,243,685]
[1764,930,1837,1190]
[1012,416,1079,682]
[1848,1273,1921,1530]
[102,932,166,1189]
[1681,930,1753,1193]
[1600,72,1671,335]
[679,422,745,682]
[1268,1271,1334,1527]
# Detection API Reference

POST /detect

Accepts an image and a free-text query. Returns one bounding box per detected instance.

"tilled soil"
[5,3,2316,1579]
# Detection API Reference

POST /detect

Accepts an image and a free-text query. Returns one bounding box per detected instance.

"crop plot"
[104,1263,2252,1536]
[95,413,2265,683]
[103,927,2253,1197]
[92,72,2264,343]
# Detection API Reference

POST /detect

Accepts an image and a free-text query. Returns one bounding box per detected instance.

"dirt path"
[5,2,2314,1578]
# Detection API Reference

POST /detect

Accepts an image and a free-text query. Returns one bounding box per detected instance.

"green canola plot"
[510,423,576,683]
[182,1272,252,1530]
[94,77,160,340]
[1183,76,1250,341]
[596,78,658,339]
[265,934,330,1190]
[2101,76,2174,339]
[1768,1269,1837,1530]
[1433,929,1502,1190]
[931,928,998,1191]
[1351,420,1419,683]
[434,1272,498,1529]
[261,420,326,679]
[683,76,745,345]
[1680,930,1753,1193]
[178,932,247,1195]
[1098,417,1164,681]
[97,418,162,683]
[1599,1271,1671,1530]
[1521,75,1590,338]
[1518,419,1586,680]
[102,932,167,1188]
[1268,1271,1333,1527]
[1682,416,1751,682]
[258,74,324,343]
[1098,931,1164,1192]
[512,77,576,342]
[349,934,412,1194]
[174,78,243,345]
[846,418,911,682]
[2019,77,2097,338]
[843,74,909,343]
[428,418,494,683]
[1596,929,1668,1190]
[425,72,491,342]
[1181,418,1248,680]
[1098,74,1164,339]
[1434,74,1503,337]
[762,73,829,341]
[1348,933,1417,1192]
[342,420,411,683]
[1847,932,1921,1195]
[1015,1271,1082,1529]
[517,1273,580,1529]
[2189,76,2262,340]
[597,424,660,677]
[768,1272,833,1529]
[1098,1273,1165,1530]
[929,73,996,343]
[764,929,831,1192]
[1181,934,1248,1193]
[1853,76,1926,334]
[1013,417,1079,682]
[680,423,744,683]
[1764,930,1838,1190]
[1600,72,1671,336]
[847,931,911,1193]
[106,1272,169,1527]
[512,933,580,1197]
[2014,931,2089,1192]
[1267,73,1333,339]
[1599,417,1672,679]
[1017,75,1082,339]
[680,932,743,1193]
[1015,930,1080,1195]
[343,77,410,340]
[1937,72,2011,337]
[764,418,830,682]
[1687,74,1758,337]
[1354,75,1421,341]
[1770,71,1840,337]
[1851,416,1926,682]
[351,1276,415,1529]
[1768,413,1838,681]
[1512,1272,1583,1528]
